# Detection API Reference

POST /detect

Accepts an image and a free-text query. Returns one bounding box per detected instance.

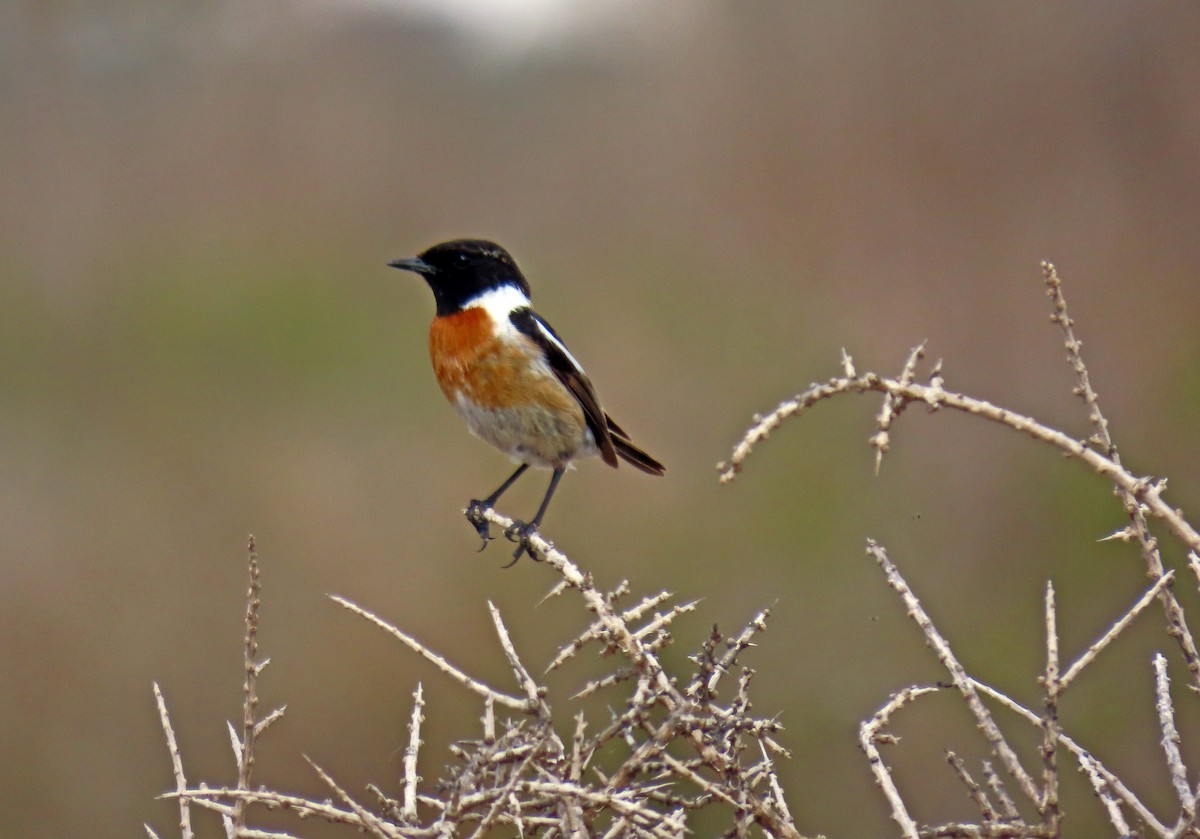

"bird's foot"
[465,499,496,551]
[502,520,542,567]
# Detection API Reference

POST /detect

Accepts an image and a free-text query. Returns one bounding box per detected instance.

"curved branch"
[720,370,1200,556]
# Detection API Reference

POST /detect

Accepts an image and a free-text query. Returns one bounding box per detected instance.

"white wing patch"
[533,315,586,376]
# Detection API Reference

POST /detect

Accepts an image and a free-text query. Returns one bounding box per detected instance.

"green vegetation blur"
[4,3,1200,836]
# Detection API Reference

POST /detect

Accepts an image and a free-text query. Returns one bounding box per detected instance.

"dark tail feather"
[610,428,665,475]
[614,438,664,475]
[603,413,664,474]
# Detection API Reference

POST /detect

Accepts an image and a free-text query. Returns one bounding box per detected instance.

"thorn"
[840,348,856,377]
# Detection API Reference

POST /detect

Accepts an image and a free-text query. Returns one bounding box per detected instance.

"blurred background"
[4,1,1200,836]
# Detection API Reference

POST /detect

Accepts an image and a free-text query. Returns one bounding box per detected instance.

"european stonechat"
[390,239,664,564]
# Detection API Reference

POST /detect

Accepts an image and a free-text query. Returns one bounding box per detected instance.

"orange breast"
[429,309,576,413]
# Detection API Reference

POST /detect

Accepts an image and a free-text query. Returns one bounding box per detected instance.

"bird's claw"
[502,520,541,566]
[465,499,495,550]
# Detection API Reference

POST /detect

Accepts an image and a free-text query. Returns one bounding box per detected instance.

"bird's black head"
[389,239,531,317]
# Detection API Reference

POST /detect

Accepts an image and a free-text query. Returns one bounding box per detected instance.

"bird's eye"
[455,253,470,265]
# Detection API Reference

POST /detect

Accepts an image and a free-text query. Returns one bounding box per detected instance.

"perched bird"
[390,239,664,564]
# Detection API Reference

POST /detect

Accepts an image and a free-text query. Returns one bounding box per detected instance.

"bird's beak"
[388,257,437,276]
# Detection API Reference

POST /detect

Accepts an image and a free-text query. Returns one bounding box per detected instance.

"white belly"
[454,393,598,469]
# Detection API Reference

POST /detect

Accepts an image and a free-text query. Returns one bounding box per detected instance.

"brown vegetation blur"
[3,2,1200,836]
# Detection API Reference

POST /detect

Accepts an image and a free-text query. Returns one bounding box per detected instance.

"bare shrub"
[151,263,1200,838]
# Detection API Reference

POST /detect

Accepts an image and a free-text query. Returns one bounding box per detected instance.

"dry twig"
[151,682,192,839]
[720,261,1200,837]
[154,539,804,838]
[1039,582,1061,834]
[861,685,940,838]
[866,540,1041,807]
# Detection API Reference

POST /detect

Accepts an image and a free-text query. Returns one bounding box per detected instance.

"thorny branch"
[153,537,804,838]
[718,353,1200,558]
[150,682,192,839]
[722,262,1200,837]
[861,685,940,838]
[1044,261,1200,694]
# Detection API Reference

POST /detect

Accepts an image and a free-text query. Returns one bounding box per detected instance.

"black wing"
[509,308,618,468]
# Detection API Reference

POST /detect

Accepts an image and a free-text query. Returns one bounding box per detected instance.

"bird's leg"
[466,463,530,549]
[503,467,565,566]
